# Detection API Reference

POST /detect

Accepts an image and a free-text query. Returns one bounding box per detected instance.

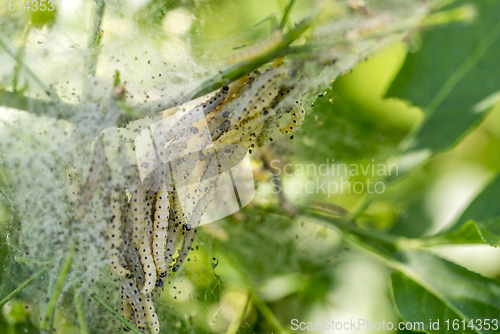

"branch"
[0,89,86,120]
[306,211,402,248]
[84,0,106,96]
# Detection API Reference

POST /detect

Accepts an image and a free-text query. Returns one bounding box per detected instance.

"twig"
[40,242,75,332]
[88,289,143,334]
[305,211,402,247]
[0,267,48,308]
[84,0,106,96]
[0,89,85,119]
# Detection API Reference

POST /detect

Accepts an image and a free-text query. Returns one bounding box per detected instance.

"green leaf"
[438,174,500,246]
[386,0,500,177]
[392,251,500,334]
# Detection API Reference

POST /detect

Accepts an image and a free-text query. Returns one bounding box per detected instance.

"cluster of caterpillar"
[75,64,306,333]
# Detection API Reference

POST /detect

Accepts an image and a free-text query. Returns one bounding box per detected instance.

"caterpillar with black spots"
[144,295,159,334]
[129,183,157,295]
[229,66,293,125]
[121,278,148,332]
[97,64,309,333]
[108,188,132,278]
[173,178,217,272]
[280,100,305,134]
[164,189,184,274]
[152,188,169,278]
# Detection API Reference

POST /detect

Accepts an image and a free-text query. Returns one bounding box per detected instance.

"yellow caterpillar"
[130,184,157,295]
[144,295,160,334]
[280,100,305,134]
[230,67,292,124]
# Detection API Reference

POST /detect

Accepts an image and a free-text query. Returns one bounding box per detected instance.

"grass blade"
[88,289,144,334]
[0,267,48,308]
[40,242,75,332]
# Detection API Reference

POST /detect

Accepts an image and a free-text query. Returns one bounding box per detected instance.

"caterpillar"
[164,189,184,273]
[227,30,283,64]
[201,86,229,116]
[256,108,277,146]
[122,201,146,290]
[229,67,292,125]
[76,136,108,221]
[121,278,147,332]
[215,107,275,153]
[108,188,132,278]
[152,188,169,278]
[120,287,133,323]
[208,71,263,141]
[173,179,217,272]
[280,100,305,134]
[166,84,229,147]
[138,239,157,295]
[97,64,309,332]
[143,295,160,334]
[129,183,157,295]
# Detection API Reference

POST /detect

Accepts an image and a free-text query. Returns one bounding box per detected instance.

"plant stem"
[0,37,59,101]
[40,242,75,332]
[74,285,89,334]
[305,212,402,247]
[279,0,297,31]
[84,0,106,96]
[0,267,48,308]
[88,289,143,334]
[251,291,290,334]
